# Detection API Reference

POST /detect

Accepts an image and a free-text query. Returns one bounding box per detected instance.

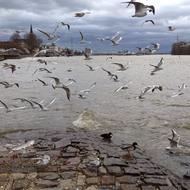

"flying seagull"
[37,59,47,65]
[39,68,52,73]
[84,48,92,60]
[49,77,71,101]
[86,65,95,71]
[168,26,176,31]
[122,2,155,17]
[151,43,160,50]
[37,29,59,41]
[114,81,132,93]
[138,85,163,99]
[145,48,157,54]
[101,68,118,81]
[75,12,91,17]
[106,32,122,46]
[150,57,164,75]
[0,81,19,88]
[2,63,16,73]
[79,31,85,43]
[61,22,70,30]
[13,98,35,108]
[30,100,48,111]
[78,82,96,99]
[171,83,187,97]
[112,62,128,71]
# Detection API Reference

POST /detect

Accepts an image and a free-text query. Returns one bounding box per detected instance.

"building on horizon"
[171,41,190,55]
[0,25,42,58]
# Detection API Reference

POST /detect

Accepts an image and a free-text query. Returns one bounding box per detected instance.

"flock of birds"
[0,54,187,112]
[33,0,177,57]
[0,0,188,177]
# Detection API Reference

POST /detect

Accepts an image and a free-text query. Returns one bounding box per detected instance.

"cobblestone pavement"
[0,130,189,190]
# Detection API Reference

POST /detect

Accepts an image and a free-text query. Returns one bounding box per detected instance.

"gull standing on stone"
[122,1,155,17]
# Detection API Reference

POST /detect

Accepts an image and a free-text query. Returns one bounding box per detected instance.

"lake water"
[0,55,190,178]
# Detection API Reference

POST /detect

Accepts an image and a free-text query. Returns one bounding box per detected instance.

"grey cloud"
[0,0,189,53]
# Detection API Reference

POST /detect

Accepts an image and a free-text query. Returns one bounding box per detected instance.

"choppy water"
[0,55,190,178]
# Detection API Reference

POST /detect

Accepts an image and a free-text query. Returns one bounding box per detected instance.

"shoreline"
[0,129,189,190]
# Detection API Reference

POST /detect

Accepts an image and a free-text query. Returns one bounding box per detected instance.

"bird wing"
[79,31,84,41]
[111,32,120,41]
[62,86,71,101]
[145,20,155,25]
[61,22,70,30]
[86,65,93,70]
[14,98,34,108]
[31,100,44,110]
[112,62,124,69]
[0,100,10,112]
[38,79,47,86]
[114,86,123,93]
[38,29,51,39]
[130,2,145,13]
[102,68,112,76]
[48,77,60,85]
[89,82,96,90]
[39,68,52,73]
[157,57,164,67]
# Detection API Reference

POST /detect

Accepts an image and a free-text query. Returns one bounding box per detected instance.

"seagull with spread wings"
[48,77,71,101]
[0,81,19,88]
[84,48,92,60]
[150,57,164,75]
[75,11,91,17]
[112,62,128,71]
[78,82,96,99]
[122,1,155,17]
[106,32,122,46]
[61,22,70,30]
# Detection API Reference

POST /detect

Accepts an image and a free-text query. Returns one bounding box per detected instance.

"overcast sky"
[0,0,189,53]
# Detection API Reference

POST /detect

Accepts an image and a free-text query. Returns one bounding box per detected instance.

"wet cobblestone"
[0,131,189,190]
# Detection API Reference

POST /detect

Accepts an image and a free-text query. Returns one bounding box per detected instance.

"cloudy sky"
[0,0,189,53]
